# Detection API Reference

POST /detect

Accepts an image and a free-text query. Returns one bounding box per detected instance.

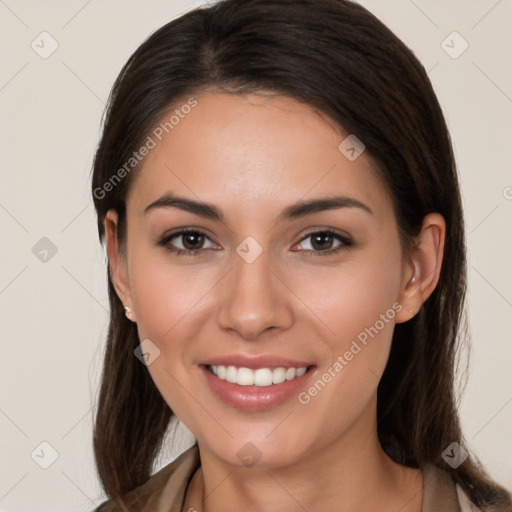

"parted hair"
[91,1,512,510]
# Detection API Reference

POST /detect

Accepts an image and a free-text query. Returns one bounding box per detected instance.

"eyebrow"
[144,192,373,221]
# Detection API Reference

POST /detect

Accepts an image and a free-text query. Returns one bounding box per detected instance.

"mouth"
[199,362,317,411]
[206,364,310,386]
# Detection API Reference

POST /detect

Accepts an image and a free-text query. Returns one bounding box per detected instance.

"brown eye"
[310,232,336,250]
[293,230,353,255]
[180,232,206,250]
[158,229,218,255]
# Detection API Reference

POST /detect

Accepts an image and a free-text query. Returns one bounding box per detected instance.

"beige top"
[97,444,481,512]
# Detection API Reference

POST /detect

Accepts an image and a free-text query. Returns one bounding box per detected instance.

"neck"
[184,406,423,512]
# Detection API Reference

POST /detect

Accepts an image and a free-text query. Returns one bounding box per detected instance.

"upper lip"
[200,354,315,370]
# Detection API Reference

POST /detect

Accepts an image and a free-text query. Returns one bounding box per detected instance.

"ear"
[104,209,136,322]
[395,213,446,323]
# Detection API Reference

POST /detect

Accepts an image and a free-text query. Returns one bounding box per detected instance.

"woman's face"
[109,92,423,468]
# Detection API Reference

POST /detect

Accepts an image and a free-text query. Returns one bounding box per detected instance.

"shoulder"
[455,483,483,512]
[93,444,200,512]
[421,463,483,512]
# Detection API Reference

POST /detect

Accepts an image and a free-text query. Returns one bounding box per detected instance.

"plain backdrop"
[0,0,511,510]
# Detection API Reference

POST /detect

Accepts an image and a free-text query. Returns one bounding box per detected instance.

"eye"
[292,229,352,255]
[158,229,219,255]
[158,228,352,257]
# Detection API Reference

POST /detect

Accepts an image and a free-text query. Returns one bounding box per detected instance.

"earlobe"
[124,306,136,322]
[104,210,136,321]
[395,213,446,323]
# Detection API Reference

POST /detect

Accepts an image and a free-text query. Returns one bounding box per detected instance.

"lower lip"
[200,365,316,411]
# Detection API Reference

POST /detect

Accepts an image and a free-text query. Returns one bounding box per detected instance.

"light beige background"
[0,0,511,510]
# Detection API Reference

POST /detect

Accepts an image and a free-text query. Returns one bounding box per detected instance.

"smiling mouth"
[206,364,314,387]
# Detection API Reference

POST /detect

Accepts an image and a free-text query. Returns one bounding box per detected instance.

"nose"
[216,248,294,341]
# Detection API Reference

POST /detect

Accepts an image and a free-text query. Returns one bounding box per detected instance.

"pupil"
[183,233,203,250]
[311,233,333,250]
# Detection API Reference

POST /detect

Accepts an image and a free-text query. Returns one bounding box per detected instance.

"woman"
[91,0,512,511]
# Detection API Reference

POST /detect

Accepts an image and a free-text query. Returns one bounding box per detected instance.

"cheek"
[126,251,215,421]
[290,239,403,404]
[290,241,403,347]
[129,248,217,344]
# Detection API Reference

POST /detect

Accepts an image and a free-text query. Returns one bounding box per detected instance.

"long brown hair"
[91,0,512,510]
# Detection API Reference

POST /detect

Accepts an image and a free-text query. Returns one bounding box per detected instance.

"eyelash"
[296,229,353,258]
[157,228,353,258]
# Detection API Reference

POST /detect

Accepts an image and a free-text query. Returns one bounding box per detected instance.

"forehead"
[126,92,391,222]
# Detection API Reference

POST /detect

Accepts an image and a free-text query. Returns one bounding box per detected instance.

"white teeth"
[285,367,296,381]
[272,367,286,384]
[254,368,273,386]
[209,365,309,387]
[217,365,226,380]
[237,367,254,386]
[226,365,238,383]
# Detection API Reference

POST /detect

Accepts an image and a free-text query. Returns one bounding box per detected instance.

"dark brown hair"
[91,0,512,510]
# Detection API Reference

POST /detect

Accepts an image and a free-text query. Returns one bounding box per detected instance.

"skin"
[105,91,445,512]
